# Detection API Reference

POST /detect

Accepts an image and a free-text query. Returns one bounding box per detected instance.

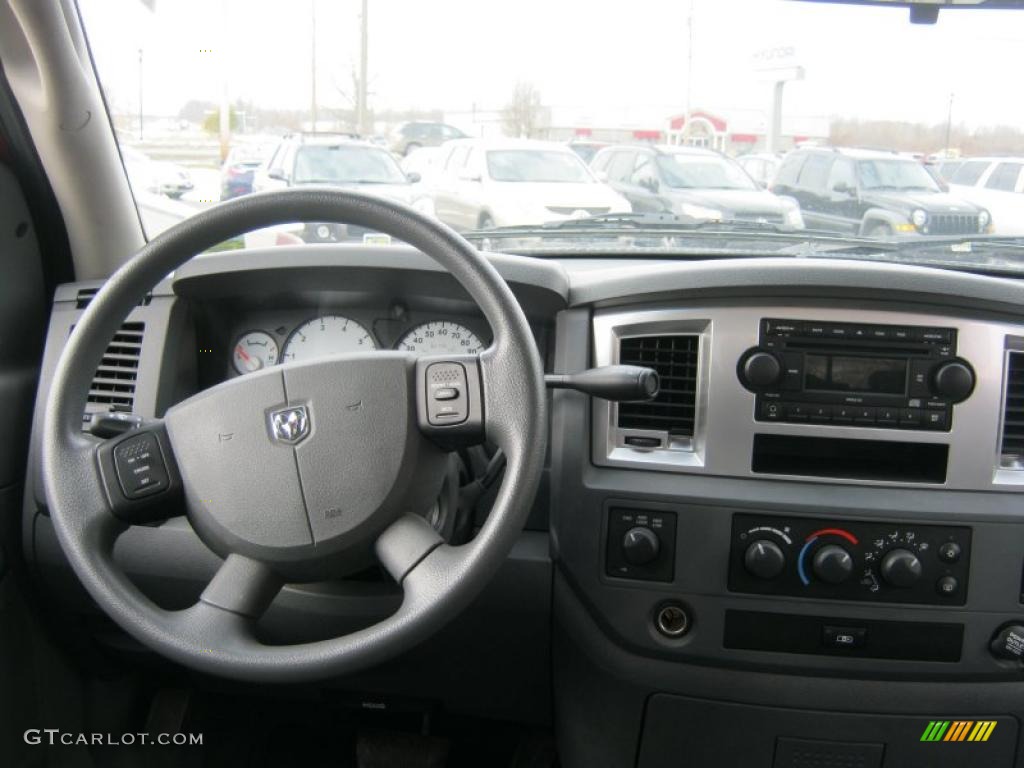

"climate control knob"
[812,544,854,584]
[621,527,660,566]
[880,548,922,587]
[744,539,786,579]
[738,350,782,390]
[932,360,975,402]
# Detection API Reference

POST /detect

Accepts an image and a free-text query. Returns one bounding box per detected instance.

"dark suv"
[591,144,805,227]
[388,121,467,156]
[771,147,991,236]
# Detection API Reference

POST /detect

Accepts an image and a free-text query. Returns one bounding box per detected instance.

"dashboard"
[24,245,1024,768]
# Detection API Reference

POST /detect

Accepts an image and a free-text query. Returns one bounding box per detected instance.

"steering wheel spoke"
[375,514,444,585]
[94,419,184,524]
[199,553,283,619]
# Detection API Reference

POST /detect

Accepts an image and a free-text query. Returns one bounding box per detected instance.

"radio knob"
[932,360,975,402]
[621,527,660,566]
[744,539,786,579]
[880,548,922,587]
[739,350,782,390]
[812,544,854,584]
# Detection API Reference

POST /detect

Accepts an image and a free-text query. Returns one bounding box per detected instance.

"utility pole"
[683,0,694,145]
[357,0,369,136]
[137,48,143,141]
[310,0,318,131]
[944,92,954,155]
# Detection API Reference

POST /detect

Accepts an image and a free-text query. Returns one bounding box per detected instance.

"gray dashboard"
[23,244,1024,763]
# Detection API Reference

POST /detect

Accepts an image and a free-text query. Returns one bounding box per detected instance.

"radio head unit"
[738,319,975,431]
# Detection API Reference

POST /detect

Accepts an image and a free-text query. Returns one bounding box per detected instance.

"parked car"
[771,147,991,236]
[427,138,630,230]
[736,152,784,188]
[592,144,803,227]
[220,143,273,200]
[946,157,1024,235]
[388,121,467,156]
[121,146,194,199]
[251,133,434,241]
[567,139,610,164]
[399,145,443,185]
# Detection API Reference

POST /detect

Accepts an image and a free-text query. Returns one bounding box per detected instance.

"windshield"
[658,154,757,190]
[76,0,1024,264]
[857,159,941,192]
[486,150,593,183]
[292,145,407,185]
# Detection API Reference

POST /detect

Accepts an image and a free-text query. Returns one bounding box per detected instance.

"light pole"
[310,0,318,130]
[944,92,954,155]
[137,48,143,141]
[357,0,369,136]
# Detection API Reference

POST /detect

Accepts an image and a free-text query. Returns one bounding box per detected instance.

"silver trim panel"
[593,301,1022,491]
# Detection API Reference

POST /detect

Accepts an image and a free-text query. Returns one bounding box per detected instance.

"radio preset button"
[825,324,849,339]
[785,403,809,421]
[805,322,827,337]
[877,407,898,424]
[921,329,953,344]
[853,406,876,424]
[808,405,831,422]
[891,327,913,341]
[899,408,923,427]
[833,406,855,423]
[765,319,801,336]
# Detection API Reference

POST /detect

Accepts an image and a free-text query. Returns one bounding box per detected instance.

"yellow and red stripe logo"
[920,720,997,742]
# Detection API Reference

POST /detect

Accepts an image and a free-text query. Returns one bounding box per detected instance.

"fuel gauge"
[232,331,279,374]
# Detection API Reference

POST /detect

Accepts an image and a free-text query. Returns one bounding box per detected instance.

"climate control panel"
[728,513,971,605]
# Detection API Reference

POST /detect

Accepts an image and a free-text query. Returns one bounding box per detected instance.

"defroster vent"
[1002,351,1024,464]
[87,322,145,410]
[617,334,699,436]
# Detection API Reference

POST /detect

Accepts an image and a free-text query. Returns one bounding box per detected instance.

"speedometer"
[397,321,484,355]
[281,315,377,363]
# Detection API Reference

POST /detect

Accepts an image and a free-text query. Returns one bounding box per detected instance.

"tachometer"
[281,315,377,363]
[397,321,484,355]
[232,331,279,374]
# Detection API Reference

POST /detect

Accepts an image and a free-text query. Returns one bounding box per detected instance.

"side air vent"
[617,334,699,436]
[86,322,145,410]
[76,287,152,309]
[1001,351,1024,467]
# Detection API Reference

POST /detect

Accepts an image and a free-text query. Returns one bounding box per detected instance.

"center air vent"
[87,322,145,411]
[1001,351,1024,466]
[617,334,699,436]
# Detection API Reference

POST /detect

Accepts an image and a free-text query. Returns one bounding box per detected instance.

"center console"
[551,292,1024,766]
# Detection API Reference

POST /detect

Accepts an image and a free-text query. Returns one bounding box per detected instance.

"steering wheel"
[41,190,546,682]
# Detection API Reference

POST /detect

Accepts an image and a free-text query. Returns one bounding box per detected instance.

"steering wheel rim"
[40,189,546,682]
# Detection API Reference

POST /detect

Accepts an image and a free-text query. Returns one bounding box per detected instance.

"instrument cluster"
[229,311,487,376]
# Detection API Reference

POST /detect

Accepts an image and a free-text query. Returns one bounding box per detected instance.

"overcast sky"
[78,0,1024,130]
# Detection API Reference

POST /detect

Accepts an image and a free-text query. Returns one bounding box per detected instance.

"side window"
[796,154,832,191]
[267,144,285,174]
[773,154,806,187]
[630,154,657,187]
[826,158,856,191]
[441,125,459,139]
[951,160,990,186]
[445,146,469,174]
[606,151,637,183]
[591,152,611,173]
[985,162,1023,192]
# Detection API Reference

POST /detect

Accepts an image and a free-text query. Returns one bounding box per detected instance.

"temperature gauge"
[232,331,279,374]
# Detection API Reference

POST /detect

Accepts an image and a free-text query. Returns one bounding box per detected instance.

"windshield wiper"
[465,211,800,236]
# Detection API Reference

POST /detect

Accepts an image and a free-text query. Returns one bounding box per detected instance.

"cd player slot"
[783,340,926,355]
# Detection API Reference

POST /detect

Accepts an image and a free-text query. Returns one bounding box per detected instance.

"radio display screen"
[804,354,907,395]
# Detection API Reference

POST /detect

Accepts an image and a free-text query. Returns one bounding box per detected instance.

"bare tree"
[502,82,545,139]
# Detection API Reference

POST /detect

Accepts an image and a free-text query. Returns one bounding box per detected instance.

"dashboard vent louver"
[617,334,699,436]
[76,288,152,309]
[1001,351,1024,464]
[86,322,145,410]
